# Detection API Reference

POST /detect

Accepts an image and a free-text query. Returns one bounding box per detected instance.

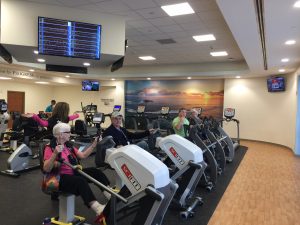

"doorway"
[7,91,25,128]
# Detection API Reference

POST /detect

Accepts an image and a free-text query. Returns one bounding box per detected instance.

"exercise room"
[0,0,299,225]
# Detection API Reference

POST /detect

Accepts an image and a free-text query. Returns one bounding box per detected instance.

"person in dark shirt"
[189,108,202,127]
[102,111,155,151]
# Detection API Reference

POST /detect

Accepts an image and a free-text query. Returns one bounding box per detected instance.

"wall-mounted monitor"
[113,105,121,112]
[38,17,101,60]
[267,77,285,92]
[82,80,99,91]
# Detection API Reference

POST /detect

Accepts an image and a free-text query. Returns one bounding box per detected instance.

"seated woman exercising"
[43,122,110,223]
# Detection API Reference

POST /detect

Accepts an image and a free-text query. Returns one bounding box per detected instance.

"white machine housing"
[7,144,32,171]
[106,144,170,195]
[0,112,9,146]
[158,134,203,170]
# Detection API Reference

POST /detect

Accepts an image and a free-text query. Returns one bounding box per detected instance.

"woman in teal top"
[172,108,189,138]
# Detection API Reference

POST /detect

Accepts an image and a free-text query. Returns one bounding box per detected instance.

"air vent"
[156,39,176,44]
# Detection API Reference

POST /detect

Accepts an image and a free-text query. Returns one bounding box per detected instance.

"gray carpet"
[0,145,247,225]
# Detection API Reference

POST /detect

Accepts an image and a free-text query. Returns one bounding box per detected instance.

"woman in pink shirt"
[43,122,110,223]
[23,102,79,136]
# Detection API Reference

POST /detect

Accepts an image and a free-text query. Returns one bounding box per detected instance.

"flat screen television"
[267,77,285,92]
[82,80,99,91]
[38,17,101,60]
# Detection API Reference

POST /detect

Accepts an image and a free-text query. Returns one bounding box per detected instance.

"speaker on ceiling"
[46,64,87,74]
[0,44,12,64]
[111,39,127,72]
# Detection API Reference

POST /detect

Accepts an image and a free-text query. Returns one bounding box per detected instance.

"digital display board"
[38,17,101,60]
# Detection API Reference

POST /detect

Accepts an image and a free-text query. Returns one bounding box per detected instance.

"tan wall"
[0,80,124,128]
[2,76,299,151]
[0,80,54,113]
[53,81,124,128]
[223,73,297,150]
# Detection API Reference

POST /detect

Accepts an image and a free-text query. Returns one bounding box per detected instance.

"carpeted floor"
[0,145,247,225]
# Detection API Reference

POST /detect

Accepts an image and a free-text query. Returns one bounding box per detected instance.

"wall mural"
[125,79,224,119]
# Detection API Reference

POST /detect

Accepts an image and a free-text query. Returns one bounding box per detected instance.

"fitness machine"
[0,143,42,177]
[96,137,179,225]
[157,134,206,219]
[152,107,173,137]
[113,105,121,112]
[0,99,13,152]
[223,108,240,147]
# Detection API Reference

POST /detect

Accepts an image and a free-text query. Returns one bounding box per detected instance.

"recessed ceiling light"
[35,81,49,84]
[37,58,45,63]
[29,69,35,72]
[285,40,296,45]
[187,77,192,79]
[83,62,90,66]
[235,76,241,79]
[193,34,216,42]
[147,77,151,80]
[161,2,195,17]
[111,78,116,81]
[210,51,228,57]
[294,1,300,7]
[281,58,289,62]
[278,69,286,72]
[0,76,12,80]
[33,50,39,54]
[65,75,70,78]
[139,56,156,60]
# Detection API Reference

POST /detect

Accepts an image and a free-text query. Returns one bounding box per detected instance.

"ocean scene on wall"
[125,79,224,119]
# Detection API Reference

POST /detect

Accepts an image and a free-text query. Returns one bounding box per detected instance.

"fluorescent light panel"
[281,58,289,62]
[35,81,49,84]
[294,1,300,7]
[285,40,296,45]
[278,69,285,72]
[161,2,195,17]
[210,51,228,56]
[0,76,12,80]
[193,34,216,42]
[139,56,156,60]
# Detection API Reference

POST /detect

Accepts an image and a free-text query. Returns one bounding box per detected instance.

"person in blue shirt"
[45,100,56,113]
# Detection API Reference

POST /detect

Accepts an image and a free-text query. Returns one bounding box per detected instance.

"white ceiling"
[1,0,300,82]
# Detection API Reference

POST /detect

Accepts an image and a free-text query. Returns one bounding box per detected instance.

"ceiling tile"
[127,20,154,28]
[94,0,130,13]
[148,17,176,26]
[136,7,166,19]
[121,0,157,10]
[158,24,183,33]
[56,0,89,6]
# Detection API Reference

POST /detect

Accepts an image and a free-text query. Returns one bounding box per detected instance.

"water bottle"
[42,217,52,225]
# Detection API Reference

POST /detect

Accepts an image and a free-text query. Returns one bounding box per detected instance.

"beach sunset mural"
[125,79,224,119]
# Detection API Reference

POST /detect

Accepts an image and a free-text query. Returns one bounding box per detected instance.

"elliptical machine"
[222,108,240,149]
[96,136,179,225]
[156,134,206,219]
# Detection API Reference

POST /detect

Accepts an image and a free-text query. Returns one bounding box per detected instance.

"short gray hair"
[53,122,71,137]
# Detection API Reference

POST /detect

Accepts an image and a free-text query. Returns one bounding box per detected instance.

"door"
[7,91,25,128]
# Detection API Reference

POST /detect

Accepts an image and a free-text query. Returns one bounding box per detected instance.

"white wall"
[223,73,297,150]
